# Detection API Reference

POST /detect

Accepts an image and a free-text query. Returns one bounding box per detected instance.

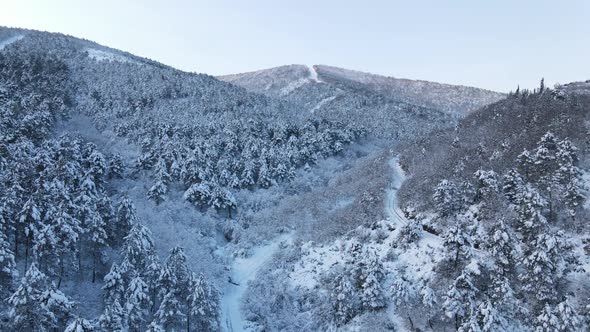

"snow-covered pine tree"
[502,168,525,205]
[329,273,359,325]
[553,297,582,331]
[520,231,578,304]
[155,291,186,330]
[121,221,155,273]
[8,263,68,331]
[443,265,480,331]
[516,149,534,180]
[513,184,547,243]
[125,275,151,332]
[186,272,220,331]
[0,227,15,287]
[433,179,460,217]
[166,246,191,296]
[484,220,517,276]
[535,304,560,332]
[147,180,167,205]
[442,224,472,269]
[103,263,125,304]
[459,299,507,332]
[99,299,125,332]
[108,153,124,179]
[116,195,138,237]
[64,317,94,332]
[357,249,385,310]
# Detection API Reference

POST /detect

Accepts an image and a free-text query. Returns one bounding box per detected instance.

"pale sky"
[2,0,589,92]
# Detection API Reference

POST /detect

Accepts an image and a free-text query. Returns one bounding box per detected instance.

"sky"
[1,0,589,92]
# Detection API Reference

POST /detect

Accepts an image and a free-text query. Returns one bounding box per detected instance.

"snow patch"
[307,65,322,83]
[86,48,138,64]
[310,95,337,114]
[0,35,24,50]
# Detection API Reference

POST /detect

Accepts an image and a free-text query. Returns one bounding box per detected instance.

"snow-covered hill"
[220,64,505,117]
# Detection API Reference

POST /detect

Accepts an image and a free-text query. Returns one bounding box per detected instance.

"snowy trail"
[386,156,443,243]
[220,233,293,332]
[310,95,336,114]
[385,156,484,251]
[0,35,24,51]
[307,65,322,83]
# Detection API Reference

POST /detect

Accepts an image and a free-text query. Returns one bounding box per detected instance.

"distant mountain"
[220,64,505,117]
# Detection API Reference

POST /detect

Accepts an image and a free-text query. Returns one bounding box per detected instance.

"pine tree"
[443,268,479,330]
[535,304,560,332]
[155,291,186,330]
[329,273,359,325]
[186,272,220,331]
[121,221,155,273]
[0,228,15,286]
[502,169,525,205]
[108,153,124,179]
[116,195,138,236]
[554,297,582,331]
[166,246,191,295]
[103,263,125,304]
[442,224,472,269]
[484,220,516,276]
[357,249,385,310]
[99,299,125,332]
[473,169,498,202]
[64,317,95,332]
[125,275,151,332]
[8,264,57,331]
[513,184,547,243]
[458,299,507,332]
[433,179,460,217]
[521,231,578,304]
[147,180,168,205]
[516,149,534,180]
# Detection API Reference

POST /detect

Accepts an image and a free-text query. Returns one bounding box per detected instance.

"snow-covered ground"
[310,95,337,114]
[86,48,138,64]
[220,232,294,332]
[0,35,24,50]
[307,65,322,83]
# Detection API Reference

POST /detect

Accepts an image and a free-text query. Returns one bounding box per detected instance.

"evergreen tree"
[108,153,124,179]
[186,272,220,331]
[125,275,151,332]
[98,299,125,332]
[501,168,525,205]
[8,264,60,331]
[121,221,155,273]
[329,273,358,325]
[64,318,95,332]
[433,179,460,217]
[103,263,125,304]
[155,291,186,330]
[357,249,385,310]
[147,180,167,205]
[166,246,191,295]
[443,267,479,331]
[554,297,582,331]
[116,195,137,237]
[442,224,472,269]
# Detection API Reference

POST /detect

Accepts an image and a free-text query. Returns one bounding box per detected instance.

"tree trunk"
[57,257,64,289]
[92,247,97,283]
[187,310,191,332]
[14,229,18,261]
[24,234,30,273]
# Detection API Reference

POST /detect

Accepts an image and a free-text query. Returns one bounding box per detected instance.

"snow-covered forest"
[1,25,590,332]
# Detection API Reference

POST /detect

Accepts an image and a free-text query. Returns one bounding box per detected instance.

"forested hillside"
[390,82,590,330]
[0,25,528,332]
